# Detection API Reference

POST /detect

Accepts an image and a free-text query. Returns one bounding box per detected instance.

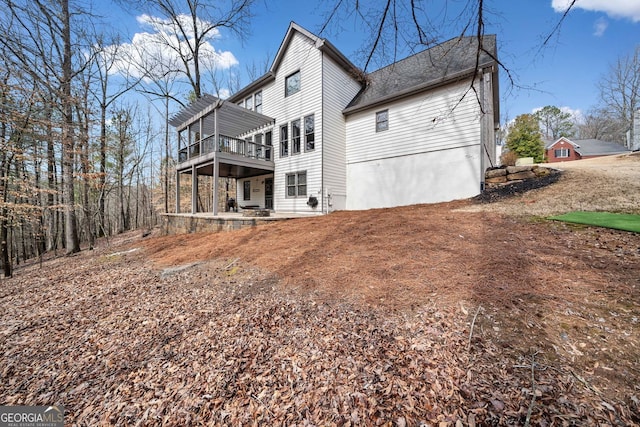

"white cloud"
[531,106,584,122]
[593,17,609,36]
[560,106,584,122]
[552,0,640,22]
[102,14,238,84]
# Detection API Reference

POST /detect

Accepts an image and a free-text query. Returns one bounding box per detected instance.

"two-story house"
[169,22,499,215]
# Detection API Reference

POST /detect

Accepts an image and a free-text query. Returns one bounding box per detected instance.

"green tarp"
[549,211,640,233]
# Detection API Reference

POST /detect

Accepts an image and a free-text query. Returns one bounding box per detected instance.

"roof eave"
[343,63,493,116]
[227,72,276,104]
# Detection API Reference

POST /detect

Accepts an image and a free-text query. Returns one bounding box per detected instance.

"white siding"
[263,31,324,213]
[237,174,270,208]
[345,79,483,210]
[321,54,363,212]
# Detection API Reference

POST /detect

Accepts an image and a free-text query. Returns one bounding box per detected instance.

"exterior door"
[265,178,273,209]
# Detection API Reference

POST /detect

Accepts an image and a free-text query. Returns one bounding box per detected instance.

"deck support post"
[212,158,219,216]
[191,164,197,214]
[175,170,180,213]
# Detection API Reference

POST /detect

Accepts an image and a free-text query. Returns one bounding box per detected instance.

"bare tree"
[124,0,256,98]
[598,46,640,145]
[319,0,579,91]
[90,34,144,237]
[577,108,626,142]
[130,39,185,213]
[0,0,97,254]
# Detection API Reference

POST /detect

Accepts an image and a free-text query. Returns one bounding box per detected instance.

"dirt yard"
[1,154,639,425]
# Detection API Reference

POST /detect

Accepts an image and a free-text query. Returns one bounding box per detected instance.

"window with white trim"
[376,110,388,132]
[285,71,301,97]
[265,130,272,160]
[554,148,570,158]
[245,96,253,111]
[305,114,315,151]
[255,91,262,113]
[286,171,307,198]
[280,124,288,157]
[292,119,301,154]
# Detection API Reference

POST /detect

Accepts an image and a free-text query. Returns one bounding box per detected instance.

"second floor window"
[305,114,315,151]
[285,71,301,97]
[292,119,301,154]
[245,96,253,111]
[376,110,389,132]
[265,130,272,160]
[280,125,288,157]
[255,91,262,113]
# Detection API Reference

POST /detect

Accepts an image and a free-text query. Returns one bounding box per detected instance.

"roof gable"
[546,137,579,150]
[343,35,498,114]
[228,22,361,103]
[546,137,629,156]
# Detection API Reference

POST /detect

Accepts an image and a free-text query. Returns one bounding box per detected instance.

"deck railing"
[178,134,272,163]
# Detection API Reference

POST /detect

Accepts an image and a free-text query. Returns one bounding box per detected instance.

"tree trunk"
[0,211,11,278]
[0,157,11,278]
[61,0,80,254]
[99,105,107,237]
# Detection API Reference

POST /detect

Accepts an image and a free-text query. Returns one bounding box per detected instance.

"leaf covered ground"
[1,154,639,426]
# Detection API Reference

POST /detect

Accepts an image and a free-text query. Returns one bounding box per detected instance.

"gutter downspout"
[321,51,326,214]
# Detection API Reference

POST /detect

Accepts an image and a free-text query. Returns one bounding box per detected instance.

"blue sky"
[104,0,640,123]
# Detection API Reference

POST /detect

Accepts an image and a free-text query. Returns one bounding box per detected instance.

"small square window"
[286,171,307,198]
[376,110,388,132]
[285,71,301,97]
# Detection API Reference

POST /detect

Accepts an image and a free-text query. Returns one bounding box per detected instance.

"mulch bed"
[473,169,563,204]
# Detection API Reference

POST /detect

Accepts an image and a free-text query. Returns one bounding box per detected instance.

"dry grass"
[459,153,640,216]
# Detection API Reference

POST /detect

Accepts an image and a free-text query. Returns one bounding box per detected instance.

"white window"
[255,91,262,113]
[554,148,570,158]
[286,171,307,197]
[376,110,389,132]
[305,114,315,151]
[245,96,253,111]
[285,71,301,97]
[292,119,301,154]
[280,124,288,157]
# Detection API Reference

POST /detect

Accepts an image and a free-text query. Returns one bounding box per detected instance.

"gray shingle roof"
[572,139,629,156]
[344,35,497,114]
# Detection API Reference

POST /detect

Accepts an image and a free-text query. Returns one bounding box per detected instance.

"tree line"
[0,0,256,277]
[504,45,640,163]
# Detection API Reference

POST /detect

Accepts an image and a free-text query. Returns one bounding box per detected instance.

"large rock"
[506,165,533,174]
[486,176,508,184]
[533,167,551,177]
[486,168,507,178]
[507,170,536,181]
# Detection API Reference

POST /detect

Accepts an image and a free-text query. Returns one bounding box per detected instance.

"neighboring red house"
[545,137,629,163]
